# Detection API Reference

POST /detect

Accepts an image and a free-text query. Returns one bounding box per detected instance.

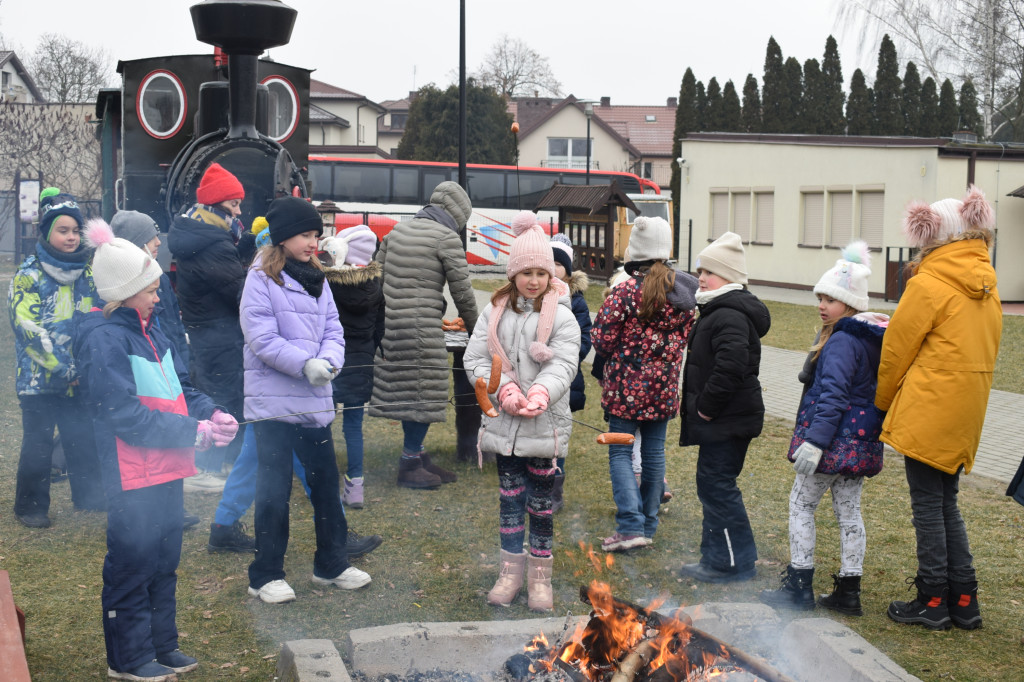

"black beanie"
[266,196,323,246]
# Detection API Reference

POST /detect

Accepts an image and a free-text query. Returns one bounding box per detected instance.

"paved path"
[462,281,1022,485]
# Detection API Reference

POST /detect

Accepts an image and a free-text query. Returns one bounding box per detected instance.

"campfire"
[504,581,795,682]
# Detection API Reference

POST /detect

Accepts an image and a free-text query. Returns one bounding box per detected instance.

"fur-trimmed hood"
[325,260,382,286]
[566,270,589,296]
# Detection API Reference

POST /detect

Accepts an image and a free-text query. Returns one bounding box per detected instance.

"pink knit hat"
[903,185,995,248]
[506,211,555,279]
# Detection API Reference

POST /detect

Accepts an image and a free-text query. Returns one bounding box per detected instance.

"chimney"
[667,97,678,107]
[600,96,610,107]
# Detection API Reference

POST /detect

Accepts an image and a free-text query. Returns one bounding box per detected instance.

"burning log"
[608,639,657,682]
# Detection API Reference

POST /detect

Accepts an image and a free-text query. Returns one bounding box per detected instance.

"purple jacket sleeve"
[318,291,346,370]
[240,270,310,379]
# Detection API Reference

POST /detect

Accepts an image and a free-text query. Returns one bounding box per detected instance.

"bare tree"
[475,35,562,98]
[26,33,113,103]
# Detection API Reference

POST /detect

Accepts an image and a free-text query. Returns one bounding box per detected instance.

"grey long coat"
[369,182,479,423]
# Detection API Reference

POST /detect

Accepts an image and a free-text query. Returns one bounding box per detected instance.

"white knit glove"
[302,358,336,387]
[792,442,824,475]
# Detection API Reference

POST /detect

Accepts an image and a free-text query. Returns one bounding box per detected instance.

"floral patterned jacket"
[591,272,696,421]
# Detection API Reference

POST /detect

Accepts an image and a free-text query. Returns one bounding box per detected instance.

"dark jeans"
[102,480,183,672]
[904,456,976,586]
[695,438,757,572]
[401,421,430,453]
[15,393,105,516]
[248,421,348,589]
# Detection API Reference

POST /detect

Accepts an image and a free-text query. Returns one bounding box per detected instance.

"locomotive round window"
[261,76,298,142]
[138,71,186,139]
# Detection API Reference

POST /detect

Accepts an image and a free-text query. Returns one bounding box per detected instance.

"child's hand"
[519,385,550,418]
[498,383,528,416]
[195,421,216,451]
[303,358,336,386]
[792,442,823,475]
[210,409,239,446]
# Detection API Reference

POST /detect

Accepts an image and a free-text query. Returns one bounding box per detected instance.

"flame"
[523,632,548,653]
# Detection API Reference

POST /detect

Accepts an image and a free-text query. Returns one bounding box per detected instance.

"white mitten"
[303,358,335,387]
[792,442,824,475]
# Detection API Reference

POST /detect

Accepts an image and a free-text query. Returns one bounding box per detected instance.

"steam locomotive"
[95,0,310,242]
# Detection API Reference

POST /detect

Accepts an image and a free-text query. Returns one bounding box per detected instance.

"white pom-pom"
[530,341,554,362]
[85,218,115,249]
[841,240,871,268]
[633,216,649,232]
[511,211,538,237]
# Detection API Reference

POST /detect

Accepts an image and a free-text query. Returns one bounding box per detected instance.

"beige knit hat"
[695,231,748,284]
[85,219,162,302]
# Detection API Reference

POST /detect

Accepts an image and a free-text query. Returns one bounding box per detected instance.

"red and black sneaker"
[887,576,951,630]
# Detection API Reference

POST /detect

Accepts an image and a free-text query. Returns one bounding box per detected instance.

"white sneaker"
[183,472,226,493]
[248,579,296,604]
[312,566,371,590]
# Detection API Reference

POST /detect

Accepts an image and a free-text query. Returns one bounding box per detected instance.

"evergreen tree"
[761,36,785,133]
[872,34,902,135]
[846,68,874,135]
[397,81,514,163]
[705,77,724,130]
[920,77,941,137]
[720,80,742,132]
[902,61,922,136]
[781,56,803,133]
[938,78,959,137]
[741,73,761,133]
[959,80,984,138]
[802,58,824,134]
[695,81,707,132]
[671,68,698,230]
[820,35,846,135]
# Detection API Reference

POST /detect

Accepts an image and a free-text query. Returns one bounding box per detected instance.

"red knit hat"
[196,163,244,205]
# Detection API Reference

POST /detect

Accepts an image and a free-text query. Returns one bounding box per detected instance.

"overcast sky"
[1,0,877,105]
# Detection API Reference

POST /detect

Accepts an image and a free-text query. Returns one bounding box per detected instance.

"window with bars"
[753,192,774,244]
[732,192,751,242]
[547,138,591,169]
[829,192,853,247]
[802,192,824,246]
[859,192,884,248]
[710,193,729,239]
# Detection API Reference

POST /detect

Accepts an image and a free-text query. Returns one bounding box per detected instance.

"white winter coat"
[464,291,581,459]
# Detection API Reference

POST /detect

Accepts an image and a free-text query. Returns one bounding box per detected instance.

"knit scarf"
[284,258,325,298]
[185,203,244,242]
[487,277,568,386]
[695,282,743,306]
[35,237,91,285]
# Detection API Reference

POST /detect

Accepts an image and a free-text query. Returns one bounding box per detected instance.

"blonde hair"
[102,300,123,318]
[258,244,324,285]
[810,304,858,361]
[491,279,551,313]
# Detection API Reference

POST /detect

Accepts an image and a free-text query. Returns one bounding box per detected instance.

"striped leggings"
[496,454,557,557]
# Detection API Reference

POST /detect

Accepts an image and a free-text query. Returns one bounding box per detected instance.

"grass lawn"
[0,272,1022,680]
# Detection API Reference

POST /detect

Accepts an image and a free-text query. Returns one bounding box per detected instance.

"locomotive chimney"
[190,0,297,140]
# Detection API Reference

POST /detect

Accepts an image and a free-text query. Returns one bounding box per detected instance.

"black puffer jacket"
[327,262,385,405]
[680,288,771,446]
[167,213,246,327]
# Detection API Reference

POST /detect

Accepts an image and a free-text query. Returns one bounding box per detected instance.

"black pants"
[695,438,758,572]
[904,457,975,586]
[248,421,348,589]
[15,393,105,516]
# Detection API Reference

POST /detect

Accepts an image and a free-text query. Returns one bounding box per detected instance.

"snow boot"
[551,474,565,513]
[396,456,442,489]
[887,576,952,630]
[948,580,983,630]
[817,574,863,616]
[419,450,457,483]
[342,476,364,508]
[527,554,554,613]
[758,565,815,610]
[487,549,526,607]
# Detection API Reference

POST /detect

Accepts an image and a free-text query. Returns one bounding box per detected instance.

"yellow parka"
[875,234,1001,474]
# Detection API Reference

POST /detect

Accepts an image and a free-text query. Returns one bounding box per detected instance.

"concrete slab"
[275,639,350,682]
[779,618,922,682]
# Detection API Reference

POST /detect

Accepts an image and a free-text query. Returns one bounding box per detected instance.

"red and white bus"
[307,156,664,267]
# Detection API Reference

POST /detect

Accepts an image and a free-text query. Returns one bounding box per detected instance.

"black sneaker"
[887,576,951,630]
[156,649,198,673]
[347,530,383,559]
[183,513,201,529]
[207,521,255,553]
[15,513,51,529]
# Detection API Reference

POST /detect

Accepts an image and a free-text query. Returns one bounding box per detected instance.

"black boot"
[887,576,951,630]
[347,530,383,559]
[208,521,255,553]
[455,403,482,463]
[817,574,863,616]
[758,566,815,610]
[551,474,565,513]
[948,580,983,630]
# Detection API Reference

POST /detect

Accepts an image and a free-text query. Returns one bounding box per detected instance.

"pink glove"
[195,421,215,451]
[499,383,528,416]
[210,409,239,447]
[519,385,550,418]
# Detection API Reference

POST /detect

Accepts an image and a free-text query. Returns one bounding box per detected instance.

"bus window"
[515,171,560,209]
[467,170,505,208]
[308,163,331,200]
[423,169,450,199]
[335,164,389,203]
[392,166,419,204]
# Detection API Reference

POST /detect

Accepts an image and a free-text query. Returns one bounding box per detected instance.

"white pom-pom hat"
[903,185,995,249]
[85,218,162,302]
[813,240,872,311]
[506,211,555,279]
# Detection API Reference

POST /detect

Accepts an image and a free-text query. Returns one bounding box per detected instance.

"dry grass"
[0,276,1022,680]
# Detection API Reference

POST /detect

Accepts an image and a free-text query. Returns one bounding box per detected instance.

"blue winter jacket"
[788,313,889,477]
[566,271,592,412]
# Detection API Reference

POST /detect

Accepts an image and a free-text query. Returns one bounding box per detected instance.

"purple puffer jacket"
[240,258,345,428]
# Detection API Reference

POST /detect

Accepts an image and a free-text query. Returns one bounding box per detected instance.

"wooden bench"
[0,570,31,681]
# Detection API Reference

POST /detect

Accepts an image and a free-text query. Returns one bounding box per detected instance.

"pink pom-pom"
[903,201,940,248]
[511,211,539,237]
[960,185,994,229]
[841,240,871,268]
[529,341,554,363]
[85,218,115,249]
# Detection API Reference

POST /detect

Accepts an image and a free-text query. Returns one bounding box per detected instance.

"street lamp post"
[584,101,593,185]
